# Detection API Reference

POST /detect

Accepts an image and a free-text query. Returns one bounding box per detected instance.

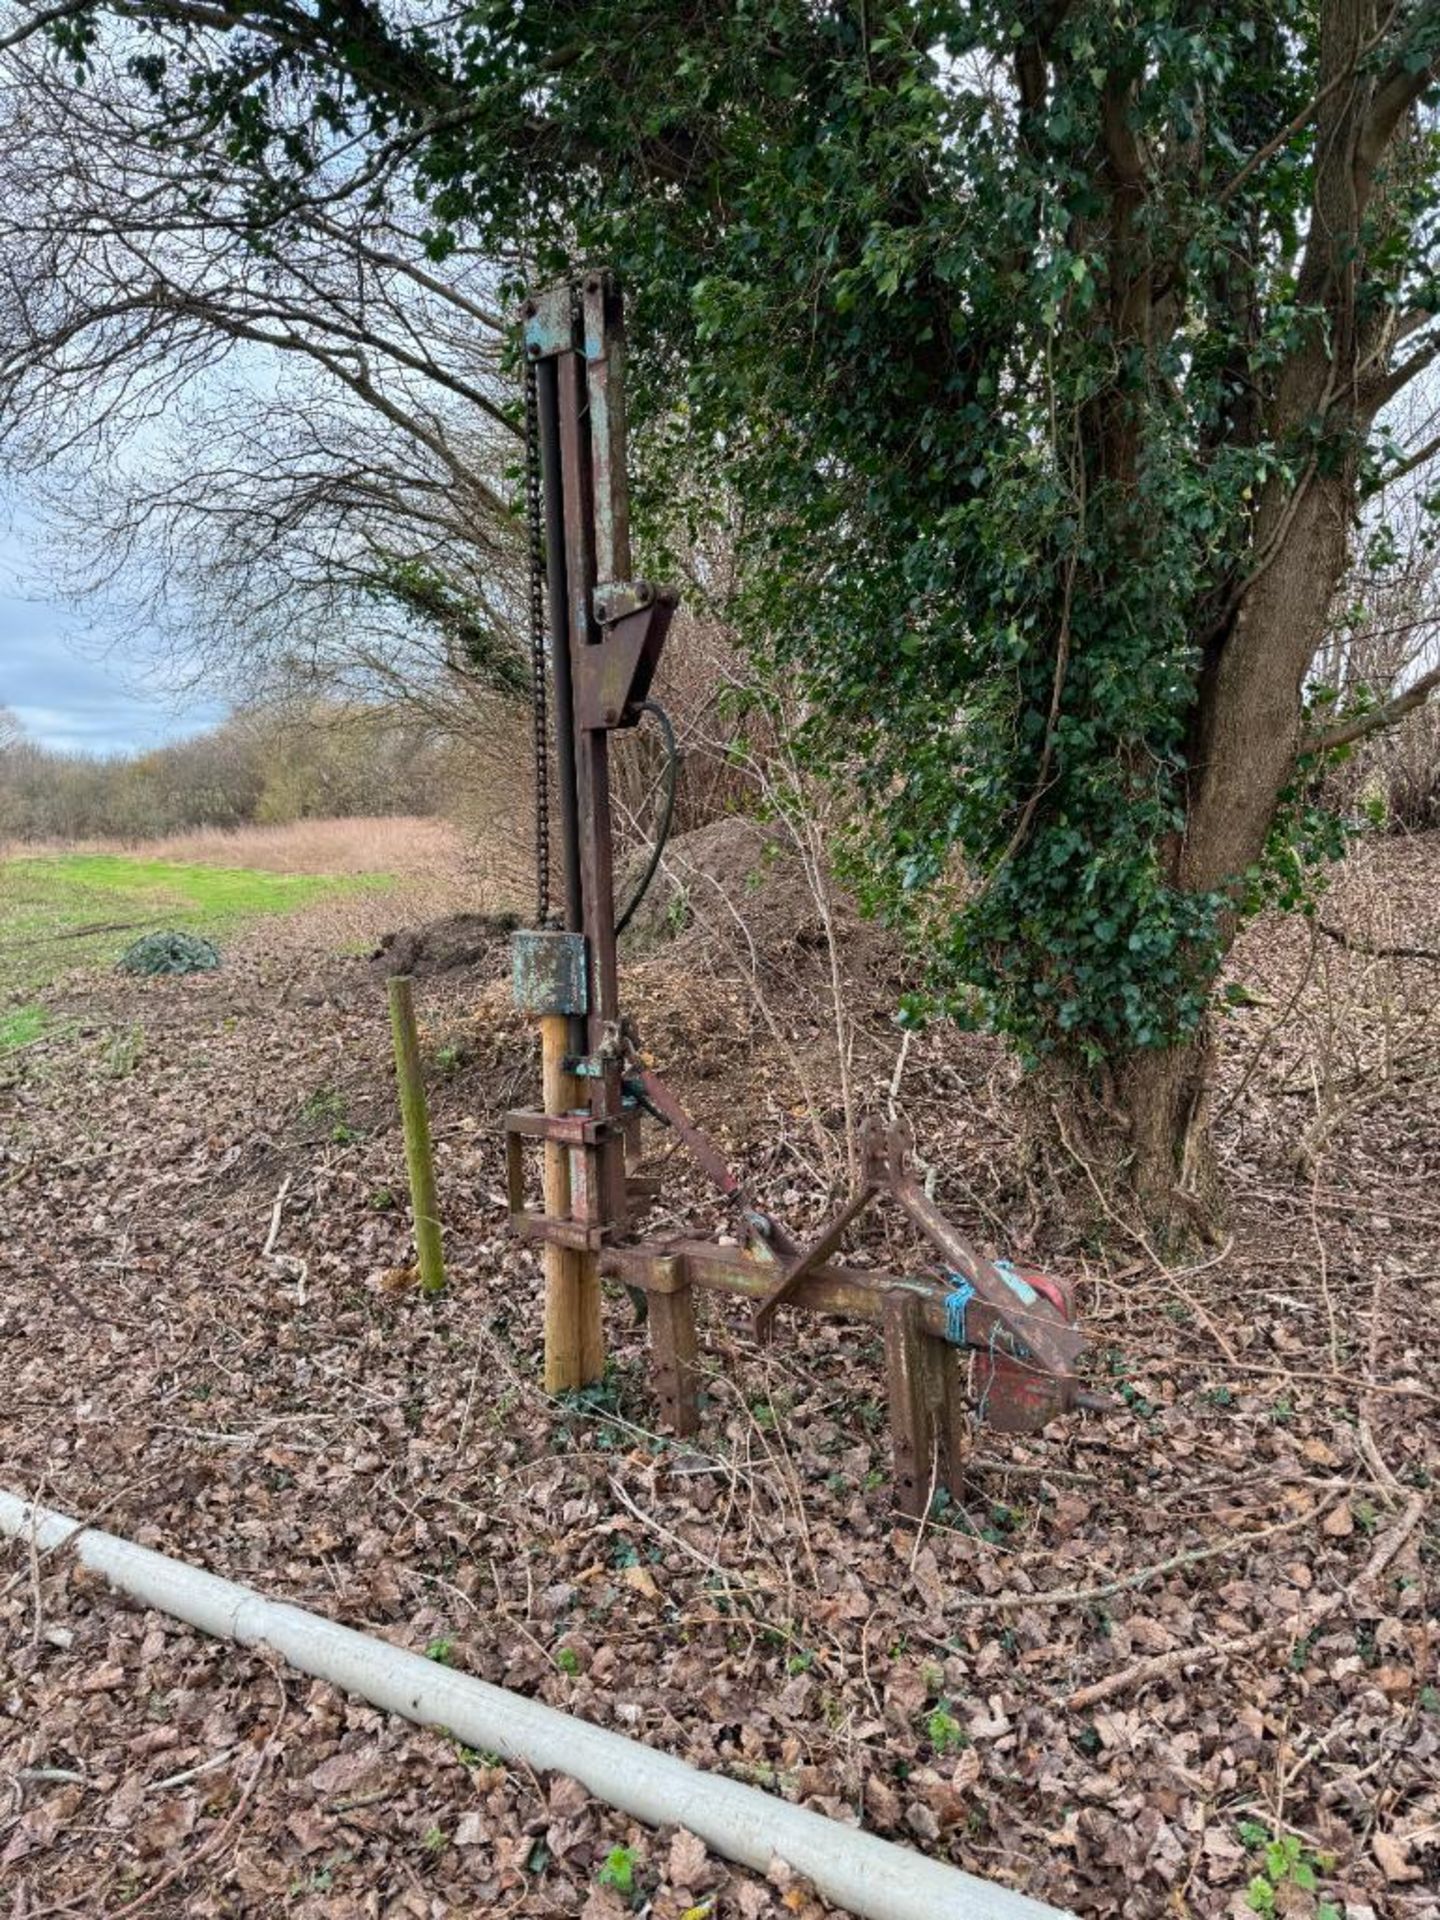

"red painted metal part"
[973,1268,1079,1434]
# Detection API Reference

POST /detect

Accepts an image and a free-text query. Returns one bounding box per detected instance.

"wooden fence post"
[541,1014,604,1391]
[387,974,445,1296]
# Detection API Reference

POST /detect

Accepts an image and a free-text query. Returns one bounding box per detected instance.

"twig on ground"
[607,1476,761,1599]
[1213,920,1321,1124]
[1169,1356,1436,1404]
[5,920,147,947]
[946,1493,1341,1613]
[1357,1263,1406,1508]
[27,1505,43,1650]
[476,1559,575,1674]
[261,1174,292,1258]
[906,1446,943,1578]
[1308,1164,1342,1374]
[886,1030,911,1121]
[1051,1105,1239,1361]
[102,1673,287,1918]
[1063,1492,1426,1712]
[145,1748,239,1794]
[453,1356,481,1460]
[1316,920,1440,965]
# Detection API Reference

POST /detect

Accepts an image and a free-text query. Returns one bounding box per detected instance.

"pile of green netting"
[117,931,222,976]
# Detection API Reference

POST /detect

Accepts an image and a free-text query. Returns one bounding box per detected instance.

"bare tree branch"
[1317,919,1440,963]
[1215,6,1406,206]
[1368,325,1440,409]
[0,1,95,54]
[1302,662,1440,753]
[1378,423,1440,487]
[0,20,527,724]
[1357,0,1440,174]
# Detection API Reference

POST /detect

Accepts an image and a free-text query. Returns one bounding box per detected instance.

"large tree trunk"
[1115,1037,1219,1241]
[1058,426,1358,1243]
[1039,0,1420,1242]
[1183,422,1356,902]
[1038,1035,1217,1252]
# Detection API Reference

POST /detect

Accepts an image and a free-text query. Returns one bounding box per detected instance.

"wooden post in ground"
[541,1014,604,1391]
[387,974,445,1296]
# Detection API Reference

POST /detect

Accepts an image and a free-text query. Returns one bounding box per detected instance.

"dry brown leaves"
[2,835,1438,1918]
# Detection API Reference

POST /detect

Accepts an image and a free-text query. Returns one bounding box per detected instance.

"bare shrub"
[1348,692,1440,828]
[0,815,468,877]
[439,723,538,915]
[1313,495,1440,830]
[125,817,463,878]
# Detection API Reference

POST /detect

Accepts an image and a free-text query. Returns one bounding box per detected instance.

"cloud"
[0,555,223,757]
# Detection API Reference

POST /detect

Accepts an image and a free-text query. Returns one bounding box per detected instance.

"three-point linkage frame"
[504,272,1099,1514]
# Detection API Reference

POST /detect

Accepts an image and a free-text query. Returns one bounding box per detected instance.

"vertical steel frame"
[523,272,636,1236]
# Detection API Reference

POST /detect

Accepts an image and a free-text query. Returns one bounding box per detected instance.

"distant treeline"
[0,703,452,841]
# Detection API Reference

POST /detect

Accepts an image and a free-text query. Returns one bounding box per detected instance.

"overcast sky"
[0,511,224,757]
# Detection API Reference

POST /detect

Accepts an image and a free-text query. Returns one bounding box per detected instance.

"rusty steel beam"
[858,1118,1084,1377]
[645,1255,701,1436]
[581,271,630,583]
[602,1239,1002,1351]
[750,1180,878,1343]
[629,1065,741,1199]
[555,336,629,1231]
[884,1291,969,1519]
[533,351,584,942]
[887,1168,1084,1376]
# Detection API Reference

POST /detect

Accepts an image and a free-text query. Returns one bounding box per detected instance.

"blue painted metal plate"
[512,930,588,1017]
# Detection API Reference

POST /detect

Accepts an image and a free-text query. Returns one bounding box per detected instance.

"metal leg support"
[884,1291,969,1519]
[647,1257,700,1437]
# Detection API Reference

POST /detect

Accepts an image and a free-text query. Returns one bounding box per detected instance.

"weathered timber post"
[387,974,445,1296]
[540,1013,604,1391]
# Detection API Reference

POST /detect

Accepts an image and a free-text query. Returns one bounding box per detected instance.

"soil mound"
[370,909,518,979]
[620,815,813,951]
[368,813,855,983]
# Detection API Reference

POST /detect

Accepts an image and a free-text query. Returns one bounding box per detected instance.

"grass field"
[0,849,387,1046]
[0,813,463,876]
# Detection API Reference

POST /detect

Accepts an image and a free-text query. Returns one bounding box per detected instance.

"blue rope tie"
[943,1274,976,1346]
[993,1256,1038,1305]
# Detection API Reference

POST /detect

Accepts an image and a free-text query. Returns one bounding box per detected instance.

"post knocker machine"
[505,273,1100,1514]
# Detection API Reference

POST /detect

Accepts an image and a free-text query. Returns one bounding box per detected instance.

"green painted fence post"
[386,973,445,1296]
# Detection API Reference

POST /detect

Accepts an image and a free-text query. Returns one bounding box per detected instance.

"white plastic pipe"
[1,1488,1072,1920]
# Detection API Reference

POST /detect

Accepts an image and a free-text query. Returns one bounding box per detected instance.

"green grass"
[0,853,389,1002]
[0,1004,47,1054]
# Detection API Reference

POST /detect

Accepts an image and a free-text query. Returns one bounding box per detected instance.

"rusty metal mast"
[505,272,1099,1514]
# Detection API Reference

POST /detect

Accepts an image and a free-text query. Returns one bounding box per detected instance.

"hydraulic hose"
[615,697,678,937]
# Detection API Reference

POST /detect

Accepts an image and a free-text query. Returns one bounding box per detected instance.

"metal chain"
[524,351,551,928]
